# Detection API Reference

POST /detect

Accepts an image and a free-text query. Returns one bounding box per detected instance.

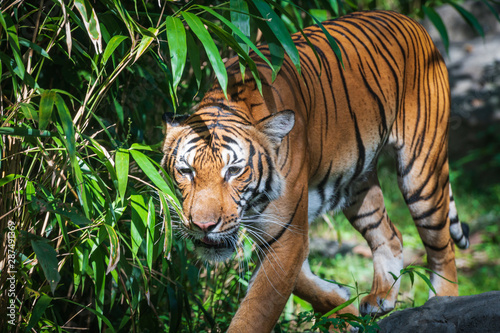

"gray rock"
[377,291,500,333]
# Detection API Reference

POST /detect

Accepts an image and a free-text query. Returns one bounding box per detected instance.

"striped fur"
[161,10,469,332]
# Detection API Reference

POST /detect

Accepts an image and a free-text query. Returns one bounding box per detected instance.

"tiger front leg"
[229,189,309,332]
[293,258,358,316]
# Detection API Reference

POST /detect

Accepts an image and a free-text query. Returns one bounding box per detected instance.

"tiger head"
[161,107,295,262]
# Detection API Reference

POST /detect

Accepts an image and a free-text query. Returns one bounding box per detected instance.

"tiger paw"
[359,293,396,317]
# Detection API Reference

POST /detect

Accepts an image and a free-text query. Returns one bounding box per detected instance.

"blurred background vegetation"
[1,0,499,332]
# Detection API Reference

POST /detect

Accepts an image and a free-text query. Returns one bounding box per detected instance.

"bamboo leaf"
[129,149,179,206]
[0,174,23,187]
[135,27,158,62]
[54,94,75,163]
[131,194,147,257]
[59,298,116,333]
[146,197,156,271]
[479,0,500,22]
[186,31,202,89]
[166,16,187,95]
[230,0,250,54]
[26,295,52,331]
[202,19,262,94]
[308,17,343,69]
[74,0,103,53]
[423,6,449,53]
[31,239,61,294]
[447,1,485,37]
[91,249,106,330]
[197,5,273,71]
[19,38,51,60]
[39,90,56,131]
[183,11,228,98]
[0,127,55,137]
[73,160,91,218]
[413,270,437,295]
[104,224,120,275]
[21,103,38,122]
[115,149,129,203]
[0,12,25,80]
[254,16,284,81]
[159,193,173,258]
[102,35,128,65]
[322,294,360,318]
[252,0,301,75]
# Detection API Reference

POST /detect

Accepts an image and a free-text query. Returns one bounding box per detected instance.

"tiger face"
[161,108,295,262]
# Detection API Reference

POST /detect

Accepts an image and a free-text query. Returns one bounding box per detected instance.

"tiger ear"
[162,112,190,135]
[256,110,295,146]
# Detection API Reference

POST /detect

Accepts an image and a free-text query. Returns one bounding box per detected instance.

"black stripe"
[422,239,450,252]
[360,214,384,237]
[265,189,304,247]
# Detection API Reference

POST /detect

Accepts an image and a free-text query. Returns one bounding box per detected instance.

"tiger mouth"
[194,236,235,250]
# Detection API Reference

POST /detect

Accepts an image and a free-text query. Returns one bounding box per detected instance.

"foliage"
[1,0,499,332]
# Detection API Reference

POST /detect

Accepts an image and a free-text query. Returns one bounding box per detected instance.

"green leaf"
[230,0,250,54]
[0,127,55,138]
[413,270,437,295]
[0,174,23,187]
[0,12,25,80]
[21,103,38,122]
[146,197,156,271]
[31,239,61,294]
[202,19,263,94]
[186,31,202,89]
[159,193,173,258]
[134,27,158,62]
[74,0,103,53]
[388,271,399,281]
[26,294,52,331]
[322,294,360,318]
[308,18,343,69]
[115,149,129,203]
[183,11,228,98]
[197,5,273,70]
[19,37,51,60]
[92,247,106,330]
[310,9,329,22]
[39,90,56,131]
[104,224,120,274]
[34,198,92,226]
[252,0,301,75]
[73,160,91,218]
[408,269,415,287]
[423,6,449,53]
[254,16,284,81]
[131,194,147,257]
[102,35,127,65]
[447,1,484,37]
[166,16,187,95]
[479,0,500,22]
[59,298,116,333]
[54,94,75,163]
[129,150,179,206]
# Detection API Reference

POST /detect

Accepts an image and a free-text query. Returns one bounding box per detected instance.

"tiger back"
[162,10,470,332]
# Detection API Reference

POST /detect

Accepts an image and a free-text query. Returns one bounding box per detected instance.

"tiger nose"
[192,220,218,232]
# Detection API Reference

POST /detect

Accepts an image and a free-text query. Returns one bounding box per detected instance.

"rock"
[308,237,356,257]
[377,291,500,333]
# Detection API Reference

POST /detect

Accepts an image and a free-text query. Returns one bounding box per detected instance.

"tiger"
[161,10,470,332]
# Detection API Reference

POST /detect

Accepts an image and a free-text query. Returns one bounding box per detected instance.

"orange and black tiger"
[161,10,469,332]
